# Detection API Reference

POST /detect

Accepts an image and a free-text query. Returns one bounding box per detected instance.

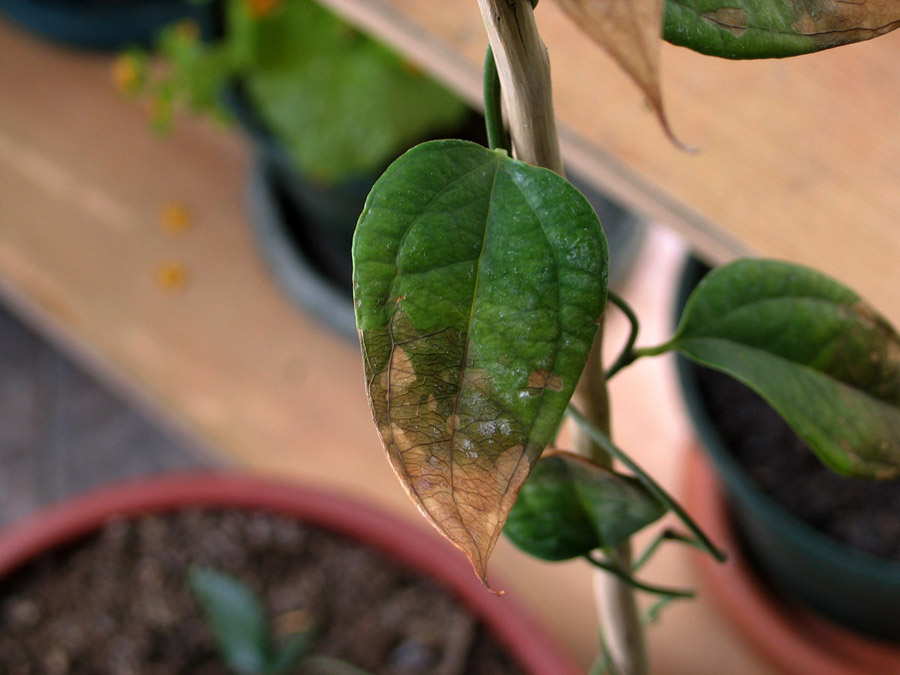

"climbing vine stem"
[483,46,509,153]
[567,405,727,563]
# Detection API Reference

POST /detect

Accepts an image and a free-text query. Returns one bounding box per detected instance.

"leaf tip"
[652,105,698,154]
[476,568,505,596]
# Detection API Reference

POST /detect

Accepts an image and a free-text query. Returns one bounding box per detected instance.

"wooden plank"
[322,0,900,327]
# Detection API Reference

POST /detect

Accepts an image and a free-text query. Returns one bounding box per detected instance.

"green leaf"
[244,0,469,183]
[662,259,900,478]
[504,452,667,560]
[268,631,316,675]
[353,140,608,584]
[664,0,900,58]
[187,566,271,675]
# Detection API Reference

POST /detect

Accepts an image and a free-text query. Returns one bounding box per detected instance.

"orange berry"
[155,261,190,293]
[112,54,142,95]
[161,201,192,236]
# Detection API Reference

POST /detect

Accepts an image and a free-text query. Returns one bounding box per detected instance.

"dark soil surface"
[0,509,526,675]
[695,365,900,562]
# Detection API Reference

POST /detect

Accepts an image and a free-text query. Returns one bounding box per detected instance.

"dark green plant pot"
[676,255,900,642]
[0,0,215,50]
[248,151,360,339]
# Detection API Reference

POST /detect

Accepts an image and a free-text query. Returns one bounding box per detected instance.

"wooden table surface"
[325,0,900,329]
[0,10,840,673]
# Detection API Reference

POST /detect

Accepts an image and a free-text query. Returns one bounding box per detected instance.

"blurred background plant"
[188,565,372,675]
[115,0,469,185]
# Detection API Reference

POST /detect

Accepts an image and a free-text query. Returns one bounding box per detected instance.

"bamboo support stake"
[475,0,563,174]
[474,2,647,673]
[596,543,650,675]
[577,339,649,675]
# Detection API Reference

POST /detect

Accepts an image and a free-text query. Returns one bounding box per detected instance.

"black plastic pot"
[0,0,215,50]
[675,255,900,642]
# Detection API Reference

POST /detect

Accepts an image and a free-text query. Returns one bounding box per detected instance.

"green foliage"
[123,0,468,183]
[504,452,666,561]
[187,566,316,675]
[352,1,900,670]
[663,0,815,58]
[353,139,608,580]
[651,259,900,478]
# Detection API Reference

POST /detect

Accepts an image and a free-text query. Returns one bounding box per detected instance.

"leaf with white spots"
[353,140,608,585]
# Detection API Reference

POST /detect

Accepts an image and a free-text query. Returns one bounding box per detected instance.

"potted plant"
[0,472,582,673]
[119,0,646,338]
[0,0,214,50]
[348,1,900,673]
[677,256,900,672]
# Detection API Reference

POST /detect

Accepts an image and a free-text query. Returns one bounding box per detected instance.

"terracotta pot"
[0,472,581,675]
[684,446,900,675]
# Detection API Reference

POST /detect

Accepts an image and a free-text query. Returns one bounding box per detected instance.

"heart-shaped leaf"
[353,140,608,584]
[504,451,666,560]
[664,0,900,58]
[661,259,900,478]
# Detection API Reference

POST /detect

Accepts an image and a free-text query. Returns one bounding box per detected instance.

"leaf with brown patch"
[664,0,900,58]
[353,141,608,585]
[655,259,900,478]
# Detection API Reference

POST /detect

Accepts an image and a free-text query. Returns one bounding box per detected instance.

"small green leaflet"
[656,259,900,478]
[664,0,900,59]
[187,566,272,675]
[505,452,666,560]
[353,140,608,585]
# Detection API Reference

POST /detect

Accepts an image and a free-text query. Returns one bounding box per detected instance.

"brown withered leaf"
[785,0,900,48]
[554,0,681,145]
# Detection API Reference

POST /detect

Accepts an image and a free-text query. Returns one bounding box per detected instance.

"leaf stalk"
[605,291,641,379]
[567,405,727,563]
[584,555,695,599]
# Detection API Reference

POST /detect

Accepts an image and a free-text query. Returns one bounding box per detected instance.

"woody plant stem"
[473,1,648,673]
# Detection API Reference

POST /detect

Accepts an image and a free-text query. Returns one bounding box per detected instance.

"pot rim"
[684,445,900,674]
[0,471,581,675]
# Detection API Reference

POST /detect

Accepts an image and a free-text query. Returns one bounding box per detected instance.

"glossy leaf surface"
[505,452,666,560]
[664,0,900,58]
[666,259,900,478]
[353,140,608,584]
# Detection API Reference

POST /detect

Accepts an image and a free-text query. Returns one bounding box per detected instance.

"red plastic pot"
[684,446,900,675]
[0,471,581,675]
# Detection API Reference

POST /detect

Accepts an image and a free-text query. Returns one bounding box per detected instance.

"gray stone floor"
[0,305,218,527]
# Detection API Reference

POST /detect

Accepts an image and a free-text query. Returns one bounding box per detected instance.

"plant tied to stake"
[352,0,900,672]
